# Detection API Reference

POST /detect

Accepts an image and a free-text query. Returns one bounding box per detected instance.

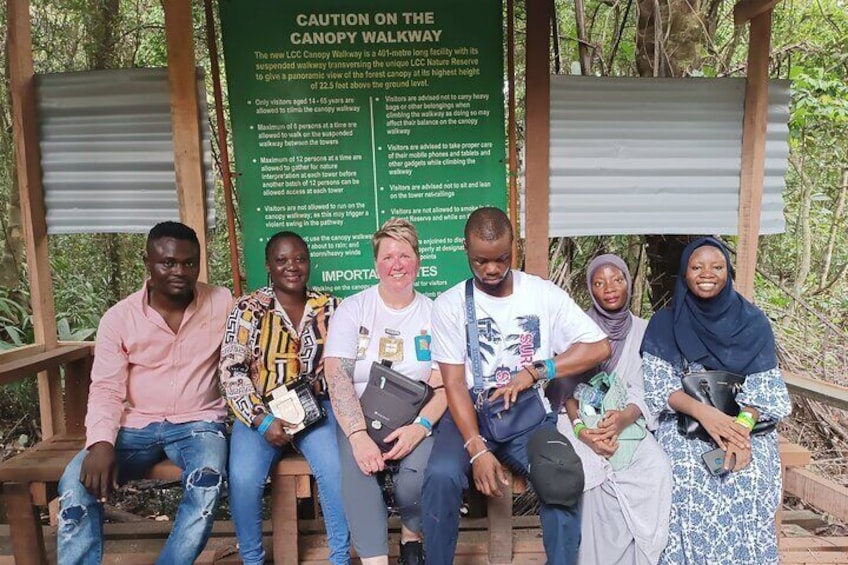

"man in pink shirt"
[57,222,233,565]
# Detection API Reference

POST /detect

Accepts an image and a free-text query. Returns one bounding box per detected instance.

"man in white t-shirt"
[422,207,610,565]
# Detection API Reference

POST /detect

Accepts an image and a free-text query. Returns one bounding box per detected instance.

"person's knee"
[393,469,425,510]
[58,489,96,539]
[187,466,224,490]
[423,457,465,492]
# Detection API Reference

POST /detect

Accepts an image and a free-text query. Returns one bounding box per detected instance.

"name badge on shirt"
[356,326,370,360]
[378,336,403,362]
[414,331,431,361]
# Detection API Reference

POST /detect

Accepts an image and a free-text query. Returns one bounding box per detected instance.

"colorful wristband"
[544,358,556,380]
[414,415,433,436]
[257,413,276,435]
[573,422,587,436]
[735,411,756,431]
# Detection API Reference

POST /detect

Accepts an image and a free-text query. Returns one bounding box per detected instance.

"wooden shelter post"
[735,7,774,300]
[164,0,210,281]
[524,0,552,278]
[7,0,63,438]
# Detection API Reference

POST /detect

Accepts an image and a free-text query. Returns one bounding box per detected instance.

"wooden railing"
[0,342,93,437]
[0,343,95,565]
[783,371,848,412]
[780,370,848,525]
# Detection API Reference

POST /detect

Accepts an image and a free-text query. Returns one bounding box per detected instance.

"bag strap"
[465,279,485,394]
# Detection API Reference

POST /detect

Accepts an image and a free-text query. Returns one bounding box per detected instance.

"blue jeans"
[422,411,581,565]
[57,420,227,565]
[228,400,350,565]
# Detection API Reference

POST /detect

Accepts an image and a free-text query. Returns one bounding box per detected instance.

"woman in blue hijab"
[641,237,791,565]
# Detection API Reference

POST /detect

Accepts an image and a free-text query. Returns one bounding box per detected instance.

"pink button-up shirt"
[84,281,233,448]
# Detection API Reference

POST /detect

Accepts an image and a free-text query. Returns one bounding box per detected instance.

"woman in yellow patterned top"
[220,231,350,565]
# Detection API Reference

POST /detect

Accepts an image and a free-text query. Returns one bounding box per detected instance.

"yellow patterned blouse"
[219,287,339,426]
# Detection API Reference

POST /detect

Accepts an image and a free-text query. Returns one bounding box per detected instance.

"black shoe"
[399,540,424,565]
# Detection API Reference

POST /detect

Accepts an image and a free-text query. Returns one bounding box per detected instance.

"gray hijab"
[586,253,633,373]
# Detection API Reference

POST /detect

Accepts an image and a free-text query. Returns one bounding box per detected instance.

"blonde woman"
[324,219,447,565]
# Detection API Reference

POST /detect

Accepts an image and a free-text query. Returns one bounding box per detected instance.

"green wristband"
[573,423,587,436]
[735,411,756,431]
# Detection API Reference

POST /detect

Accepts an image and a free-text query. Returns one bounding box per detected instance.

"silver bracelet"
[463,434,487,449]
[470,448,490,464]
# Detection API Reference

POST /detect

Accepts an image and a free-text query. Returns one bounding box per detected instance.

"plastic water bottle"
[574,383,604,409]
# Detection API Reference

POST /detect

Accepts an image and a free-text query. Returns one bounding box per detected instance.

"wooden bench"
[479,437,812,563]
[777,436,812,543]
[0,431,316,565]
[0,343,815,564]
[269,452,523,565]
[0,344,316,565]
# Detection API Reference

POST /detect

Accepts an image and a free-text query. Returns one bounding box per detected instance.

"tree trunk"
[628,235,648,317]
[817,167,847,291]
[635,0,721,309]
[791,154,812,299]
[573,0,592,74]
[87,0,123,303]
[551,0,563,74]
[1,26,24,289]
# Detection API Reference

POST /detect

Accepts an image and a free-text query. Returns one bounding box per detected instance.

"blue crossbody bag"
[465,279,547,442]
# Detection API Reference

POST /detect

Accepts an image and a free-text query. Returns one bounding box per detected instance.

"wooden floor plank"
[1,522,847,564]
[779,536,848,550]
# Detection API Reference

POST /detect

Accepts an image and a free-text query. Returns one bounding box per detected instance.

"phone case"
[702,447,731,475]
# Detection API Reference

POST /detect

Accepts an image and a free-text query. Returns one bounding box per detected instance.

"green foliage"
[791,67,848,129]
[0,288,31,350]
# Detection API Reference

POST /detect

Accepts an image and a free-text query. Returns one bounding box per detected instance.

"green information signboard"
[220,0,506,296]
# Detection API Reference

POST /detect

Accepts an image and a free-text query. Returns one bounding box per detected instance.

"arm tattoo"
[326,357,366,435]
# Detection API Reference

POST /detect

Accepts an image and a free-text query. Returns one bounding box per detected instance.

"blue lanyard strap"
[465,279,485,395]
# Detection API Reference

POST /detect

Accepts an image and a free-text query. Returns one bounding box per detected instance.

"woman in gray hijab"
[556,254,672,565]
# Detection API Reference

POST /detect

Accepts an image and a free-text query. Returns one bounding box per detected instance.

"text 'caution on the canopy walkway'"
[220,0,506,296]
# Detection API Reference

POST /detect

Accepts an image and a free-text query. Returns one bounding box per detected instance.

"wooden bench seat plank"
[778,441,813,468]
[784,467,848,523]
[780,536,848,550]
[273,455,312,476]
[0,452,79,482]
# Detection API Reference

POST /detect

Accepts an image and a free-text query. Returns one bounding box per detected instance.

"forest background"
[0,0,846,516]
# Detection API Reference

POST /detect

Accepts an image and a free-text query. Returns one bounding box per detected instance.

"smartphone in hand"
[702,447,734,475]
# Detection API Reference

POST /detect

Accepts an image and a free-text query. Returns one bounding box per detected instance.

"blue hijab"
[641,237,777,375]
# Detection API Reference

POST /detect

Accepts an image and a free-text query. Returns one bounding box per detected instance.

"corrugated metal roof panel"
[36,68,215,235]
[537,76,790,237]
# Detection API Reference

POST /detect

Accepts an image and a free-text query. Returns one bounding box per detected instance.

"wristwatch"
[531,359,547,381]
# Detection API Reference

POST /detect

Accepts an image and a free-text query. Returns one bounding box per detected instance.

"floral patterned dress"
[642,353,792,564]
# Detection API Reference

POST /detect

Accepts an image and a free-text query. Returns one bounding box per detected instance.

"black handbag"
[677,361,776,442]
[359,361,433,452]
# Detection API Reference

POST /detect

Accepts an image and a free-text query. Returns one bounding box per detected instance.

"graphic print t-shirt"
[324,285,434,397]
[431,270,607,391]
